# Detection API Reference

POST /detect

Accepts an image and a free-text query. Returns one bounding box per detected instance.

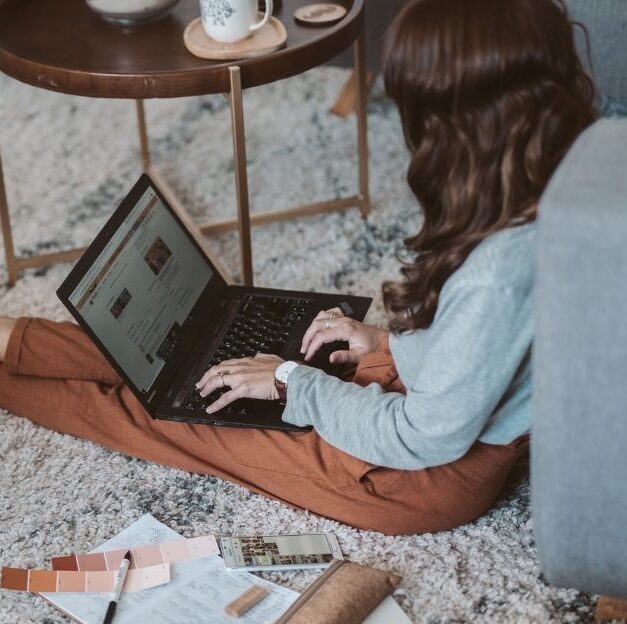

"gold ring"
[218,370,226,388]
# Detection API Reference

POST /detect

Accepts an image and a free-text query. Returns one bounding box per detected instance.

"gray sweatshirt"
[282,224,535,470]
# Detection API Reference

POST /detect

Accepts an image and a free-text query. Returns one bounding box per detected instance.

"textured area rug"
[0,68,605,623]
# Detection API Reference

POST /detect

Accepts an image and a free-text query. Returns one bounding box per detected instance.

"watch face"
[275,365,290,384]
[276,361,297,383]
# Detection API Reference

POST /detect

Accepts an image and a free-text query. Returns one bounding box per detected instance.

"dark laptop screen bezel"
[56,174,228,414]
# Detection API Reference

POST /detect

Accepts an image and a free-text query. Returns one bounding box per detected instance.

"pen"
[102,551,131,624]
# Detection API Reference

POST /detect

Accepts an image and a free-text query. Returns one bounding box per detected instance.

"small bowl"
[85,0,180,25]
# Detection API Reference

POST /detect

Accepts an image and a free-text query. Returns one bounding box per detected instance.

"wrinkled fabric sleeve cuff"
[281,364,317,427]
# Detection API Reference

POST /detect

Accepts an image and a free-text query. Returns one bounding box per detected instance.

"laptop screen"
[67,186,213,394]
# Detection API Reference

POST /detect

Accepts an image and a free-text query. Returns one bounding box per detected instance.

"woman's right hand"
[300,307,388,366]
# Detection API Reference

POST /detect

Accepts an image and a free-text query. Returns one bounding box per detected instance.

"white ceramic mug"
[199,0,274,43]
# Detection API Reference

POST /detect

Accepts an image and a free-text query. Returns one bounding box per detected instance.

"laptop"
[57,174,372,432]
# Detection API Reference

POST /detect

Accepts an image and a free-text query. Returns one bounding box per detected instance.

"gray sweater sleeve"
[281,281,533,470]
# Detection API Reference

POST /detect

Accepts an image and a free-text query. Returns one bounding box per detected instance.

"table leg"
[354,32,371,219]
[0,148,18,287]
[134,99,234,285]
[135,99,151,170]
[329,70,375,118]
[228,66,254,287]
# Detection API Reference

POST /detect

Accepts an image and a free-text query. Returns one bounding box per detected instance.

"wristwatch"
[274,361,300,405]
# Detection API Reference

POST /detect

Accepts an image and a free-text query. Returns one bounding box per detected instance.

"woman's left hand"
[195,353,284,414]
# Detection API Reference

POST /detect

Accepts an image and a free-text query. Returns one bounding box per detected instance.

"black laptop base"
[157,286,372,432]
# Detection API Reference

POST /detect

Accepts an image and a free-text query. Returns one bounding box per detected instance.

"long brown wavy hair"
[382,0,597,332]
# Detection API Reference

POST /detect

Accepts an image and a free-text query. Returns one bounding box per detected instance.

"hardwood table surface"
[0,0,363,98]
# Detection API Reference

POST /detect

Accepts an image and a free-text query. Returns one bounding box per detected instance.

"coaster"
[294,3,347,26]
[184,16,287,61]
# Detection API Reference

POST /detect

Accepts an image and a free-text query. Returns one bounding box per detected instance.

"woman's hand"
[300,307,388,365]
[195,353,284,414]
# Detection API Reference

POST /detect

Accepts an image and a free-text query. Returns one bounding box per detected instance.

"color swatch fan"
[1,514,297,624]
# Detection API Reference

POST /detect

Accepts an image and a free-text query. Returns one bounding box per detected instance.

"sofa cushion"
[563,0,627,102]
[533,118,627,598]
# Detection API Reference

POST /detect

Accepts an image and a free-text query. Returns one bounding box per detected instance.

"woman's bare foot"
[0,317,17,362]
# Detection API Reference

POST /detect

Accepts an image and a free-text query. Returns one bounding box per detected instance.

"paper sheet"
[41,514,297,624]
[363,595,414,624]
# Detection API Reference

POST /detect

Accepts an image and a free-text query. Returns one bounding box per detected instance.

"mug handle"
[250,0,273,32]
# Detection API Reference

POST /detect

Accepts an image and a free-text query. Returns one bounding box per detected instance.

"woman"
[0,0,596,535]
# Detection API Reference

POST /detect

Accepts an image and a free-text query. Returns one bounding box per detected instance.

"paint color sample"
[186,536,219,558]
[57,571,86,593]
[78,552,106,572]
[104,549,125,571]
[132,544,162,568]
[51,536,219,572]
[29,570,57,592]
[1,567,28,591]
[0,563,170,593]
[52,556,77,572]
[160,539,190,563]
[124,563,170,592]
[85,571,114,593]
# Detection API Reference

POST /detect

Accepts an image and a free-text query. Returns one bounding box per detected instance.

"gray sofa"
[533,0,627,607]
[533,117,627,600]
[567,0,627,105]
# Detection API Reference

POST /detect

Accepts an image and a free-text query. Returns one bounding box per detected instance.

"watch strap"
[275,378,288,405]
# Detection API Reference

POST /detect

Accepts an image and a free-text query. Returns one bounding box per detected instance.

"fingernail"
[195,382,202,388]
[206,406,215,414]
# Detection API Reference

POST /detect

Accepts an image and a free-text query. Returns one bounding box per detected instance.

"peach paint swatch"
[0,563,170,593]
[51,536,218,572]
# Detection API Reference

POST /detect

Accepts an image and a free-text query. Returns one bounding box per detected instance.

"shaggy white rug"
[0,67,601,623]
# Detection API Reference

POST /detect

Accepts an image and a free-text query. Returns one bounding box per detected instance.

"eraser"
[225,584,269,617]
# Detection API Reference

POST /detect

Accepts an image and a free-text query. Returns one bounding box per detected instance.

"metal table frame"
[0,35,369,287]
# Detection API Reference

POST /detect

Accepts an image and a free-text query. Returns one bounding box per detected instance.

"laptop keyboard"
[173,294,313,413]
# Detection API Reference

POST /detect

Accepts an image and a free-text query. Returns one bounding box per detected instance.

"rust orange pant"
[0,318,529,535]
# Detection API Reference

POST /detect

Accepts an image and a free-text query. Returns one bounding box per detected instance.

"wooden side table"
[0,0,369,287]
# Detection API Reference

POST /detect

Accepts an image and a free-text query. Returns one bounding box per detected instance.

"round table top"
[0,0,363,98]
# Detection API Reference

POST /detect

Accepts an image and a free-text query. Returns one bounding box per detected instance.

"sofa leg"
[596,596,627,622]
[330,70,375,118]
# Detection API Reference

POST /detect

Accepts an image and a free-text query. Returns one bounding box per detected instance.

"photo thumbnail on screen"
[144,236,172,276]
[110,288,132,321]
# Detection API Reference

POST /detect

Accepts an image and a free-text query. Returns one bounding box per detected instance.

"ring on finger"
[218,370,226,388]
[325,318,332,330]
